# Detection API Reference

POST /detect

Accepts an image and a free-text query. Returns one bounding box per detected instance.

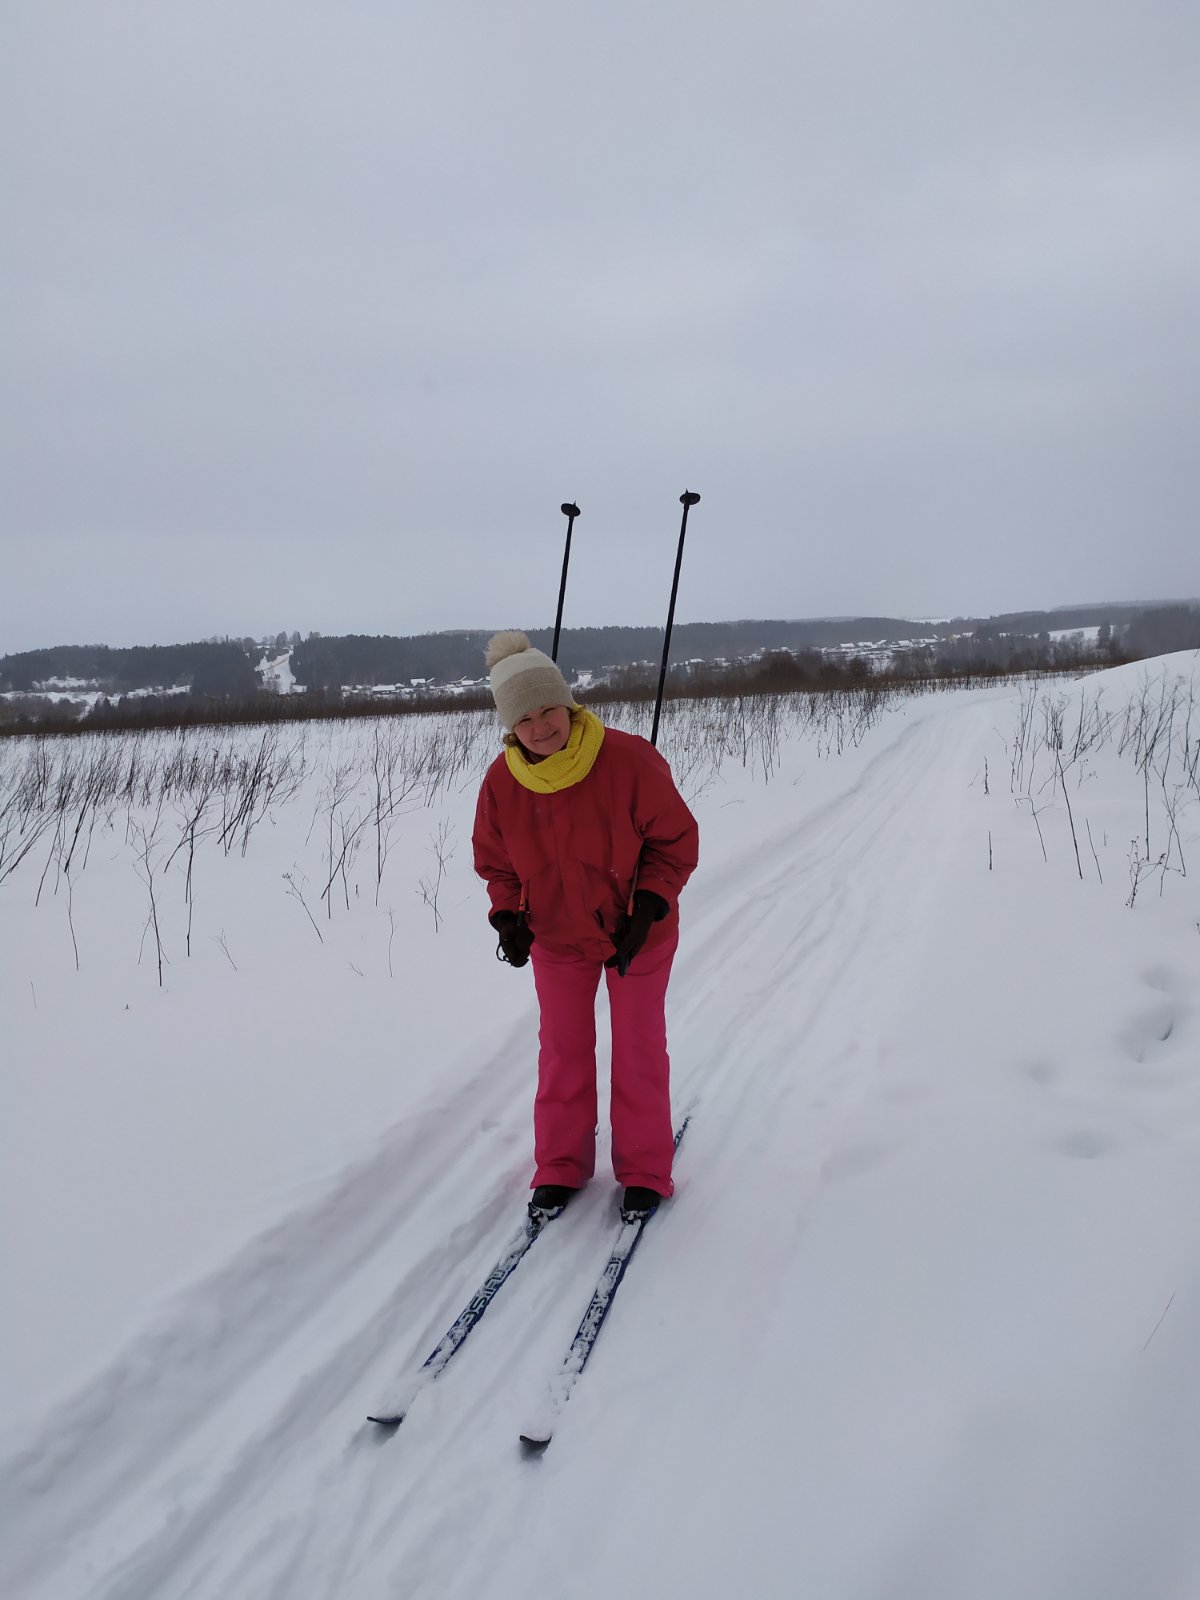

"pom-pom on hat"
[485,631,576,730]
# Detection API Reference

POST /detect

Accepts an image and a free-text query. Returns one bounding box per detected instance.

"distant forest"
[291,620,955,689]
[277,603,1185,689]
[0,641,258,696]
[2,605,1197,722]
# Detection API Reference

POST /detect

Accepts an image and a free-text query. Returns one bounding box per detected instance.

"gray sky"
[3,0,1197,654]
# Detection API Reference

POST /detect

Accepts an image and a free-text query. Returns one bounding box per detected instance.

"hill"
[2,655,1198,1597]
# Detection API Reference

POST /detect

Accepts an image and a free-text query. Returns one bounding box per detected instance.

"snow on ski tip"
[518,1411,555,1451]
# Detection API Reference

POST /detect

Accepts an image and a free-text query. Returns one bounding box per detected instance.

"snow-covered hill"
[2,659,1198,1600]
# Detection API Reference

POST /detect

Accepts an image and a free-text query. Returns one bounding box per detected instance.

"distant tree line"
[291,632,493,690]
[286,605,1172,689]
[1122,605,1200,658]
[0,641,258,697]
[5,605,1183,699]
[3,605,1196,738]
[895,629,1119,677]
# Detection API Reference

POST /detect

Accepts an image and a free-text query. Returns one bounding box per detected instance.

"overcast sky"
[3,0,1197,654]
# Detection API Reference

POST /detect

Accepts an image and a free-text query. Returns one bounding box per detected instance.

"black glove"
[492,910,534,968]
[605,890,668,976]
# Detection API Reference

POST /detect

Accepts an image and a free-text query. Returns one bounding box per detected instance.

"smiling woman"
[512,703,572,759]
[473,631,699,1224]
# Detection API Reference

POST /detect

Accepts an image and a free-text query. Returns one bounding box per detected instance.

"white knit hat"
[485,631,576,730]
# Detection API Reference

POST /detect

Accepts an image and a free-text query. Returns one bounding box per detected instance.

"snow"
[256,651,297,693]
[2,657,1198,1599]
[2,689,106,707]
[2,685,191,710]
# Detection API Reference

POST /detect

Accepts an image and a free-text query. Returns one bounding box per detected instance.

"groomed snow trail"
[4,672,1198,1600]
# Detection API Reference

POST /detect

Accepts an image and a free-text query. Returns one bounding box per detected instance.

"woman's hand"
[605,890,668,975]
[492,910,535,967]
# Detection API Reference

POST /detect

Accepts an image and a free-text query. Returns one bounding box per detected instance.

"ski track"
[421,697,987,1599]
[1,1006,547,1599]
[3,691,1012,1600]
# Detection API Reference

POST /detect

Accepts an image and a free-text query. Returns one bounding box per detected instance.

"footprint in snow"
[1055,1129,1112,1161]
[1020,1058,1061,1089]
[1117,1003,1185,1071]
[1142,964,1180,995]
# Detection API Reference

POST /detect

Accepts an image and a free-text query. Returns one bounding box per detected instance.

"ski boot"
[529,1184,574,1223]
[620,1186,662,1223]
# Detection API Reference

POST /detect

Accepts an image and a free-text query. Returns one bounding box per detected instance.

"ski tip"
[367,1373,423,1427]
[518,1403,556,1452]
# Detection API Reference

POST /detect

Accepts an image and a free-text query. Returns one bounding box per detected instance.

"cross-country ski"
[368,1206,558,1426]
[518,1208,659,1451]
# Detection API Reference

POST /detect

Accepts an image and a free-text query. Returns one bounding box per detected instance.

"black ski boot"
[529,1184,573,1222]
[620,1186,662,1223]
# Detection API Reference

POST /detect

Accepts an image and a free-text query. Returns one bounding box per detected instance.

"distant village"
[2,605,1196,731]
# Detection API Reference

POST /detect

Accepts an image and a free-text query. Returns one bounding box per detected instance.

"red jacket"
[473,727,699,962]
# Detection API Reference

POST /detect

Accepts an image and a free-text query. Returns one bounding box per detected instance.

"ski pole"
[551,502,580,663]
[649,491,700,748]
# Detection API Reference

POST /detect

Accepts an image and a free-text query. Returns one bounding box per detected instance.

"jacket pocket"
[578,850,628,932]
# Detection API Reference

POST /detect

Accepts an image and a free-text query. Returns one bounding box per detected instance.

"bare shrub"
[1002,664,1197,907]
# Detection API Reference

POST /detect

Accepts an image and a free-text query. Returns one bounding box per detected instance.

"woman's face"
[513,703,571,758]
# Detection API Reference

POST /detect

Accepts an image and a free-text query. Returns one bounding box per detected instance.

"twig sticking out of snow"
[1142,1290,1177,1351]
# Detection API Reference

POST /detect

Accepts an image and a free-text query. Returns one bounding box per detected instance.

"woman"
[473,632,699,1223]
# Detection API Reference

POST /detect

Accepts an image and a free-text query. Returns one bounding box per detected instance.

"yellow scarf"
[505,706,606,793]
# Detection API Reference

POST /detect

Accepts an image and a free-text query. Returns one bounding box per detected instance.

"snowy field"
[2,657,1198,1600]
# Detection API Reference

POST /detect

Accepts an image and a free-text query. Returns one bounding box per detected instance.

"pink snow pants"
[529,930,678,1196]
